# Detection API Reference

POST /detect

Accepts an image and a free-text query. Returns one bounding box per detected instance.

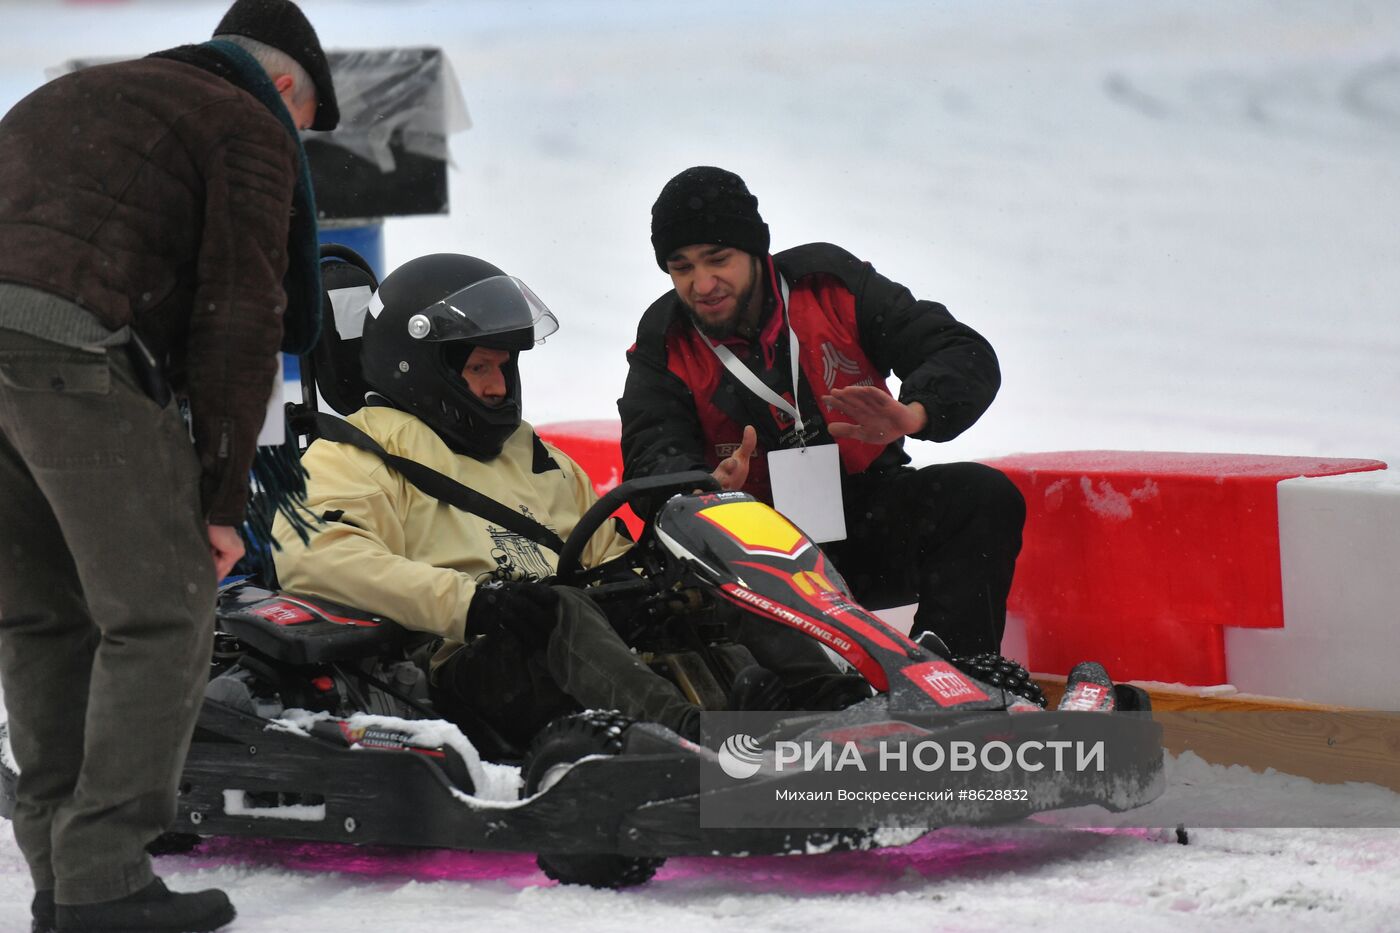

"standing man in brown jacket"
[0,2,338,930]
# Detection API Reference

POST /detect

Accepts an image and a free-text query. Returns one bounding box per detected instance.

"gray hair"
[214,34,315,109]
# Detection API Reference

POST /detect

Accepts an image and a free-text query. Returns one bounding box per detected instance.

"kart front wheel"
[521,712,665,888]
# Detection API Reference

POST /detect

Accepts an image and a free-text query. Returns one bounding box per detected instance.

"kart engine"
[207,632,433,722]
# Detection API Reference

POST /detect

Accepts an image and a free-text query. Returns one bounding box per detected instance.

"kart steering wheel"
[553,471,719,585]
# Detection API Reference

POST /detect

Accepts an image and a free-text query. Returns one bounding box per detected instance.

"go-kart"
[0,247,1165,889]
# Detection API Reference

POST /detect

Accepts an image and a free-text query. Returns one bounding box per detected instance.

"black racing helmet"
[360,253,558,460]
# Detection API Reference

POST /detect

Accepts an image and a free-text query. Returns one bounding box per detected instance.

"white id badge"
[768,444,847,543]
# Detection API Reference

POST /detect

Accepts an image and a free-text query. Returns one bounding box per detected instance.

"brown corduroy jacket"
[0,56,298,523]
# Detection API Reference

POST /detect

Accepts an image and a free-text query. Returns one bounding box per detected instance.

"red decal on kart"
[734,560,908,654]
[719,583,888,691]
[903,661,990,706]
[250,602,316,625]
[279,596,380,628]
[1059,682,1112,711]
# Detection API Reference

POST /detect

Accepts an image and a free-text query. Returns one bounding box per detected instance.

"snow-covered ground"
[3,0,1399,929]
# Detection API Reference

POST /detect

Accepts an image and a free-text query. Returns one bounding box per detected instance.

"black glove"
[467,581,561,651]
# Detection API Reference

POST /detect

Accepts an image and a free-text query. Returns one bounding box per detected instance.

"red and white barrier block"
[981,451,1390,705]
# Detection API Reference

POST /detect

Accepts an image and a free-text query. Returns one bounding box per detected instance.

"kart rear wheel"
[147,832,204,856]
[521,712,665,889]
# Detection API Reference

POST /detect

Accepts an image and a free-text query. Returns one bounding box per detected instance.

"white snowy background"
[3,0,1399,930]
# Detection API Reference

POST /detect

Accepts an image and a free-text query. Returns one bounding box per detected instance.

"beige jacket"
[271,406,632,661]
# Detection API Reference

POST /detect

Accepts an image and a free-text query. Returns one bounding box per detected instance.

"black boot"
[799,673,874,711]
[32,890,55,933]
[56,878,235,933]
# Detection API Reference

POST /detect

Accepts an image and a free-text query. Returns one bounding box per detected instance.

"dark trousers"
[720,602,870,708]
[0,330,216,905]
[825,462,1026,657]
[433,586,699,750]
[434,585,867,752]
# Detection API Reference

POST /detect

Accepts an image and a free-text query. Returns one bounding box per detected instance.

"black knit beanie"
[214,0,339,131]
[650,166,770,270]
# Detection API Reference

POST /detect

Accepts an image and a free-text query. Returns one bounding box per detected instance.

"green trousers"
[0,329,216,905]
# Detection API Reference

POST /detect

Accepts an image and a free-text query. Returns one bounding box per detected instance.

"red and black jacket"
[619,242,1001,505]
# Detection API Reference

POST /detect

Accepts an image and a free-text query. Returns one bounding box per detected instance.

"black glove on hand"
[467,581,561,651]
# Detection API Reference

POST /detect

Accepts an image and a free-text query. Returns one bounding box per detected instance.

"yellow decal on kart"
[700,501,808,556]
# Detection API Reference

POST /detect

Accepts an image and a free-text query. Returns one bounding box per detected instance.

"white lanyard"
[695,275,808,445]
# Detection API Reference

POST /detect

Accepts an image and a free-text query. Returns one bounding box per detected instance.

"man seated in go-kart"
[270,253,863,751]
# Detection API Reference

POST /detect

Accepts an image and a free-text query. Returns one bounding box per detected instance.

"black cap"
[650,166,770,270]
[214,0,339,131]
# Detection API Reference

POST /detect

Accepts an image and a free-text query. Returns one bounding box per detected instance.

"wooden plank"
[1033,676,1400,793]
[1034,676,1354,712]
[1156,709,1400,793]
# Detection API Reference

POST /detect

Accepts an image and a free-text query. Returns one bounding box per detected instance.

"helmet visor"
[409,275,559,344]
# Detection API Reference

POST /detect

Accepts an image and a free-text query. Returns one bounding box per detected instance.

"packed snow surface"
[3,0,1399,929]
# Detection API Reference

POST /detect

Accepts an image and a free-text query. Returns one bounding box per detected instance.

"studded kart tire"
[951,653,1049,708]
[521,711,665,888]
